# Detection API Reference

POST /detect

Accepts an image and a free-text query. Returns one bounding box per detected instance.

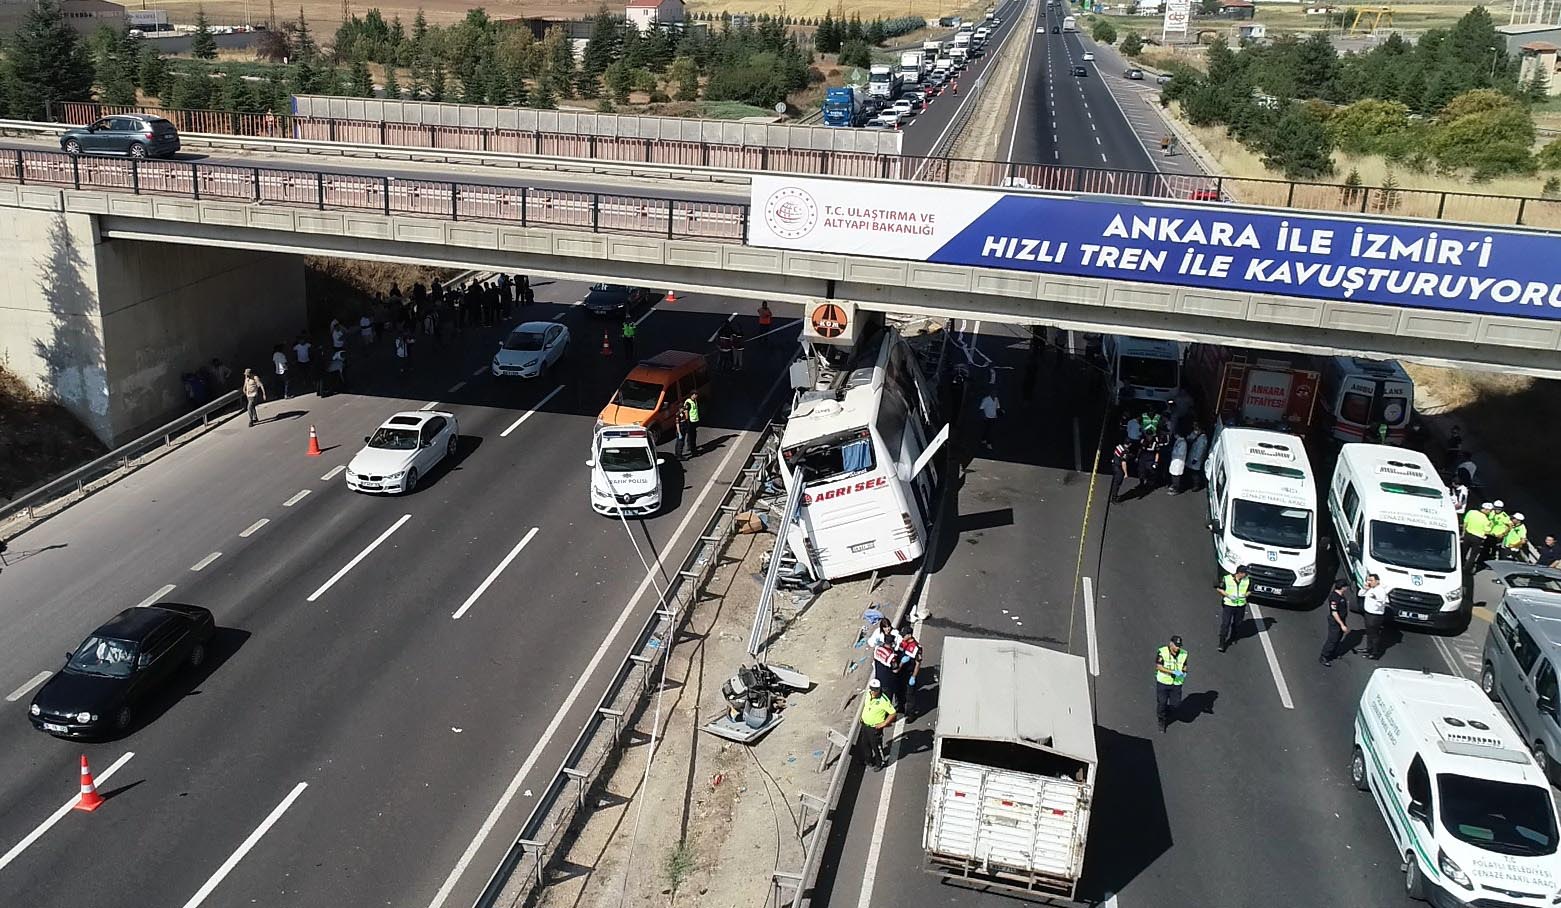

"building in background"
[1520,40,1561,93]
[1498,21,1561,56]
[625,0,685,32]
[59,0,124,32]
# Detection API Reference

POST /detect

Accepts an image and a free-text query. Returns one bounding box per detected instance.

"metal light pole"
[1491,45,1500,79]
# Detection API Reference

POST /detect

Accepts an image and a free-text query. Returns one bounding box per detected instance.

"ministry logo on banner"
[747,175,996,259]
[763,186,820,240]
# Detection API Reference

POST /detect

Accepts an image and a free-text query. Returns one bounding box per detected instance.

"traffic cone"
[664,289,679,304]
[74,755,104,813]
[306,425,323,457]
[600,330,613,357]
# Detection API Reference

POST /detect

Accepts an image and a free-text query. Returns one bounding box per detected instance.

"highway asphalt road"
[0,285,800,908]
[1000,2,1158,173]
[895,0,1028,162]
[813,327,1505,908]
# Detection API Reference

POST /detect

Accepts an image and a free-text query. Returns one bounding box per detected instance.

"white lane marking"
[452,527,542,620]
[135,584,177,608]
[1082,576,1100,677]
[706,312,737,343]
[551,312,567,321]
[239,518,269,538]
[857,716,905,908]
[500,384,565,438]
[1003,11,1039,162]
[5,671,52,702]
[448,381,466,393]
[320,465,345,482]
[420,400,441,411]
[190,552,222,572]
[1096,136,1102,145]
[424,374,779,908]
[1246,603,1295,709]
[1105,893,1120,908]
[306,514,412,603]
[0,751,134,872]
[1101,153,1108,162]
[749,317,802,343]
[472,366,488,377]
[1433,634,1470,678]
[178,782,308,908]
[631,305,660,327]
[283,489,311,508]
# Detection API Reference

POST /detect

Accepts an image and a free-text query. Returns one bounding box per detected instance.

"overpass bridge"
[2,133,1558,445]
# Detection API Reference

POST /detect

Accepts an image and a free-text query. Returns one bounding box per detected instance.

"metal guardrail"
[0,144,750,242]
[41,102,1561,229]
[0,390,241,533]
[473,417,783,908]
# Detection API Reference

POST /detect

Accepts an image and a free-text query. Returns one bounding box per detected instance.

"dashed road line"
[471,366,487,377]
[5,671,52,703]
[190,552,222,572]
[239,518,269,538]
[306,514,411,603]
[452,527,542,620]
[501,384,565,438]
[135,583,176,608]
[1083,576,1100,677]
[320,465,345,482]
[0,751,134,872]
[283,489,311,508]
[447,381,466,393]
[420,400,441,411]
[178,782,309,908]
[706,312,737,343]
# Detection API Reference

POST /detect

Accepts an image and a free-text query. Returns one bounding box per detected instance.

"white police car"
[587,425,663,517]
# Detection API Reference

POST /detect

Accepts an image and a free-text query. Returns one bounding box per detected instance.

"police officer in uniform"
[1217,565,1250,653]
[1485,501,1513,565]
[1462,502,1493,568]
[859,678,897,769]
[1155,635,1188,732]
[1320,579,1350,667]
[1109,440,1132,504]
[620,318,637,361]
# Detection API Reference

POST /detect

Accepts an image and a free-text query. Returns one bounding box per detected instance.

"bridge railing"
[1,147,750,242]
[48,100,1561,229]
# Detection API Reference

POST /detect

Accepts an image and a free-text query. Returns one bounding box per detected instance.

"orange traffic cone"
[74,754,104,813]
[306,425,323,457]
[600,331,613,357]
[665,289,679,304]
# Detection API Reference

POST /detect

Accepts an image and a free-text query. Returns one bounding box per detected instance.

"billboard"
[1163,0,1190,34]
[746,175,1561,322]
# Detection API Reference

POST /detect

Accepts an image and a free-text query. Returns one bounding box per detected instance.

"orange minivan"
[598,351,712,442]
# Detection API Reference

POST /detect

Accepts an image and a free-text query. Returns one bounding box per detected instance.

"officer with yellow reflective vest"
[1503,513,1529,560]
[1155,635,1188,732]
[1216,565,1250,653]
[1462,502,1493,569]
[859,677,897,770]
[619,318,636,361]
[1486,500,1514,564]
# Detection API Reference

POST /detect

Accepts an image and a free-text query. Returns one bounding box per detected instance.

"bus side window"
[1342,483,1360,523]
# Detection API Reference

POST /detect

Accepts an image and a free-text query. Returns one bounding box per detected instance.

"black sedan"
[583,283,650,316]
[30,604,215,738]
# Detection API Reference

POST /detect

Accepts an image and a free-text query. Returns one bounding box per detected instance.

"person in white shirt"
[1167,434,1189,494]
[1186,425,1208,491]
[1359,573,1389,660]
[978,390,1001,448]
[359,313,375,347]
[271,344,290,398]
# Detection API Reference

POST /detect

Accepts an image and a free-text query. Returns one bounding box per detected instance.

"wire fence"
[0,146,750,242]
[50,100,1561,229]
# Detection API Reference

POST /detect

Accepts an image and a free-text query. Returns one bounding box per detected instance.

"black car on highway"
[29,603,215,738]
[583,283,650,317]
[59,114,182,160]
[1073,65,1089,77]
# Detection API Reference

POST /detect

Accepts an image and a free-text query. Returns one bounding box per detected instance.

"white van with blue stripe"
[1352,668,1561,906]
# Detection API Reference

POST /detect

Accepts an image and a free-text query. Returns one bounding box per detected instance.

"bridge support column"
[0,207,305,445]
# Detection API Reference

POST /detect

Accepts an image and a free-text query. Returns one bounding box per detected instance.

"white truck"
[1062,15,1078,30]
[899,50,926,85]
[924,637,1097,900]
[867,63,899,99]
[922,39,942,55]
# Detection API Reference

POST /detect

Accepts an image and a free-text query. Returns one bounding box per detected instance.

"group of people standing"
[1110,400,1208,504]
[859,616,924,770]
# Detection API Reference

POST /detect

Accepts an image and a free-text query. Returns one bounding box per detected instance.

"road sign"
[775,102,787,114]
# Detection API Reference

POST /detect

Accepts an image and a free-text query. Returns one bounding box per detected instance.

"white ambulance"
[1328,444,1465,630]
[1204,427,1319,603]
[586,425,663,517]
[1352,668,1561,905]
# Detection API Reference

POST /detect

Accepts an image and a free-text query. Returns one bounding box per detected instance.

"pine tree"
[382,65,401,99]
[5,0,95,120]
[192,7,218,60]
[348,58,373,96]
[670,55,698,101]
[532,78,555,109]
[428,58,447,101]
[293,8,318,63]
[288,59,316,94]
[138,46,168,98]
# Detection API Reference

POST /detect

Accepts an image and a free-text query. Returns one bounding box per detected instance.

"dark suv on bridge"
[60,114,181,160]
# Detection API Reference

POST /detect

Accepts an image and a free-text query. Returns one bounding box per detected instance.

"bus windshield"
[1121,356,1179,390]
[1230,499,1312,548]
[784,431,876,485]
[1369,520,1457,573]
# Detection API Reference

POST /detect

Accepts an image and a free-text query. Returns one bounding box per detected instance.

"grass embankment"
[0,367,106,502]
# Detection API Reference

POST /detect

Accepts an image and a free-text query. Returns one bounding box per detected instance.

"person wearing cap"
[1502,513,1529,560]
[1462,502,1494,568]
[1216,565,1250,653]
[1486,500,1514,564]
[859,678,897,770]
[1320,579,1351,667]
[1154,636,1188,732]
[1359,573,1389,660]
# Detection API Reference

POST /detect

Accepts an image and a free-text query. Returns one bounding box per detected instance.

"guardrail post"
[315,171,324,209]
[1005,161,1015,184]
[130,157,139,194]
[520,186,528,227]
[644,137,652,162]
[666,199,674,239]
[1285,181,1296,208]
[428,124,436,147]
[382,176,390,215]
[380,120,387,146]
[741,204,750,243]
[252,167,261,202]
[450,182,459,221]
[328,119,336,142]
[1518,197,1529,225]
[534,129,542,156]
[15,149,24,185]
[70,152,80,189]
[701,141,709,168]
[562,767,588,809]
[1360,183,1370,213]
[481,128,490,152]
[191,161,200,200]
[1216,176,1225,200]
[761,147,770,171]
[1436,192,1448,220]
[591,194,599,231]
[588,135,596,159]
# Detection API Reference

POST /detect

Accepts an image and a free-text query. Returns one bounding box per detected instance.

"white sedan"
[1082,51,1095,61]
[345,411,460,494]
[493,321,570,378]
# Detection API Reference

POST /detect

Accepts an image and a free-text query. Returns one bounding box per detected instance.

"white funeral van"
[1204,426,1319,603]
[1352,668,1561,905]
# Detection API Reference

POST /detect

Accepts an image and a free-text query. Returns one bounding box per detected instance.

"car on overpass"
[492,321,570,378]
[582,283,650,317]
[346,411,460,494]
[29,603,215,738]
[60,114,181,160]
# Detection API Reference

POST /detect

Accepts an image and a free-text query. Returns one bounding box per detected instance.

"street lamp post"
[1490,44,1500,79]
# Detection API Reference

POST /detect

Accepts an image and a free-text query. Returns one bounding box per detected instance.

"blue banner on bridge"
[746,176,1561,321]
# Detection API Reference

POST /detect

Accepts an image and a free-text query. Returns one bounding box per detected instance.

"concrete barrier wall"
[290,96,904,155]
